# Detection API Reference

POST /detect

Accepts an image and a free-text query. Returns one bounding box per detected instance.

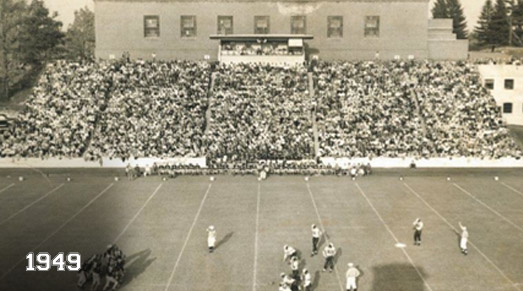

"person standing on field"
[322,243,336,272]
[311,224,322,256]
[345,263,360,291]
[207,225,216,253]
[413,218,423,246]
[302,268,312,291]
[459,222,468,255]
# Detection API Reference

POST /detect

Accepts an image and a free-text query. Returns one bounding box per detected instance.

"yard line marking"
[453,183,523,234]
[252,183,261,291]
[404,182,521,291]
[0,183,114,281]
[501,182,523,198]
[164,183,213,291]
[0,184,65,226]
[355,183,434,291]
[0,183,15,194]
[306,183,345,291]
[113,183,163,243]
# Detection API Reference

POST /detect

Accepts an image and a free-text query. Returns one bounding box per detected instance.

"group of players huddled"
[278,224,361,291]
[77,244,126,290]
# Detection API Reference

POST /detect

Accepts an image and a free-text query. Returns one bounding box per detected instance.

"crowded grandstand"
[0,58,520,169]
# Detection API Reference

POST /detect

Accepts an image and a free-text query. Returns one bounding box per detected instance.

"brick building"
[94,0,468,61]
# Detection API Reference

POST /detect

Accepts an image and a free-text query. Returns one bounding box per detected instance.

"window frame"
[327,16,343,38]
[290,15,307,35]
[485,79,495,90]
[217,15,233,35]
[254,15,270,34]
[181,15,197,38]
[144,15,160,38]
[364,15,380,38]
[503,102,513,114]
[504,79,514,90]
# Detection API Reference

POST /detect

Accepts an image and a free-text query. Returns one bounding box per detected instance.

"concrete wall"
[478,65,523,126]
[427,39,468,60]
[427,18,468,60]
[95,0,430,61]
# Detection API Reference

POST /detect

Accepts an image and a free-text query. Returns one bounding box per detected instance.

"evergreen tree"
[18,0,64,66]
[490,0,510,46]
[0,0,26,100]
[65,7,95,60]
[512,0,523,43]
[447,0,468,39]
[475,0,496,46]
[432,0,449,18]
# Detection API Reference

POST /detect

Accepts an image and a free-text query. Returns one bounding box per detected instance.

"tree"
[512,0,523,43]
[447,0,468,39]
[475,0,496,46]
[0,0,26,101]
[18,0,63,66]
[65,7,95,60]
[490,0,511,46]
[432,0,449,18]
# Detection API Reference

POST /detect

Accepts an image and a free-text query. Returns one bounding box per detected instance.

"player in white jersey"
[280,272,295,286]
[302,268,312,291]
[311,224,322,256]
[290,256,299,279]
[279,282,292,291]
[283,245,297,263]
[322,243,336,272]
[412,218,423,246]
[459,222,468,255]
[345,262,360,291]
[207,225,216,253]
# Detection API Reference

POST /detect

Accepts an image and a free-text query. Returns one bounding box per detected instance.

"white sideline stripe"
[0,183,114,281]
[306,183,345,291]
[354,183,434,291]
[113,183,163,243]
[453,183,523,234]
[0,184,65,226]
[164,183,212,291]
[501,182,523,198]
[0,183,15,194]
[252,183,261,291]
[403,183,521,291]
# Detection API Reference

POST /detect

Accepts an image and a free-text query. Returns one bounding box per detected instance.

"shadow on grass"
[334,247,342,266]
[120,249,156,288]
[371,263,428,291]
[312,270,321,290]
[215,232,234,251]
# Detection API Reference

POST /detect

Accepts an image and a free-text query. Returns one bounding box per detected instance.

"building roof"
[95,0,428,3]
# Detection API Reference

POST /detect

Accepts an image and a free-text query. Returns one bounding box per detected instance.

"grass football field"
[0,169,522,291]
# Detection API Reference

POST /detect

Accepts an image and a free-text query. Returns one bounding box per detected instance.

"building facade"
[94,0,468,61]
[478,65,523,126]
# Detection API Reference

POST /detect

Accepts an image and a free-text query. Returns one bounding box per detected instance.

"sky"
[44,0,483,32]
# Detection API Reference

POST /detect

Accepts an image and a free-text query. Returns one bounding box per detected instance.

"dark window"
[254,16,270,34]
[181,16,196,38]
[328,16,343,38]
[485,79,494,90]
[505,79,514,90]
[503,102,513,113]
[217,16,233,35]
[291,16,306,34]
[365,16,380,37]
[144,15,160,38]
